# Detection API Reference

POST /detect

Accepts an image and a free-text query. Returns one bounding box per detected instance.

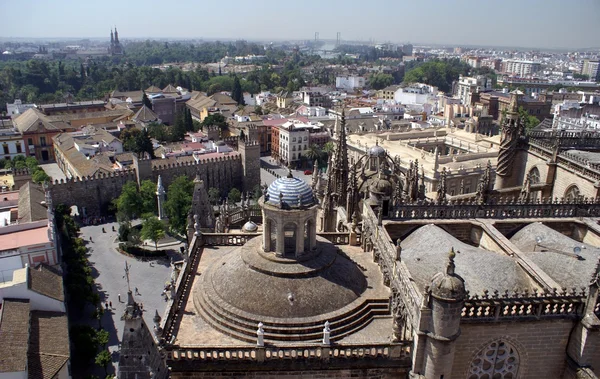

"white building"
[278,120,321,164]
[335,76,366,91]
[582,60,600,81]
[502,59,542,77]
[0,122,26,160]
[393,83,438,106]
[295,105,327,118]
[6,99,36,118]
[456,75,493,105]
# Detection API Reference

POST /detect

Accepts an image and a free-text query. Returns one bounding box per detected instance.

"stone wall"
[150,155,243,198]
[170,367,407,379]
[49,154,248,215]
[451,319,575,378]
[553,164,598,199]
[49,171,137,216]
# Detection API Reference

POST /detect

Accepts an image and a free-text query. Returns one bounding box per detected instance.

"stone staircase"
[195,280,390,343]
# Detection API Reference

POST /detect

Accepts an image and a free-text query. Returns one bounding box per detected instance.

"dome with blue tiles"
[369,141,386,157]
[266,172,315,208]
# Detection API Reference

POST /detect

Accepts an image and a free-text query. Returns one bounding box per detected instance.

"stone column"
[309,218,317,250]
[263,218,271,252]
[296,221,305,257]
[276,219,285,257]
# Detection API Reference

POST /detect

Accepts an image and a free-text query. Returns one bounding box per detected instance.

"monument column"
[156,175,166,220]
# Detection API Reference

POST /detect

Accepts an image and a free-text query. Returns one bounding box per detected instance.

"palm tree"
[322,141,335,158]
[305,144,322,168]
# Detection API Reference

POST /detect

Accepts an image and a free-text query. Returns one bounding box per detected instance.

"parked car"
[304,170,313,175]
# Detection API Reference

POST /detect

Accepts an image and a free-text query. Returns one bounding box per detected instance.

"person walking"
[118,293,121,302]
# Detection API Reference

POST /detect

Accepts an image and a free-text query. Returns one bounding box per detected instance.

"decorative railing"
[167,342,411,363]
[317,232,350,245]
[227,205,262,225]
[361,205,422,330]
[202,233,261,246]
[160,235,202,344]
[461,289,587,322]
[391,198,600,220]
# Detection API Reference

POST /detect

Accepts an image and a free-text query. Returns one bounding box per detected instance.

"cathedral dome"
[242,220,258,233]
[266,174,315,208]
[368,142,386,157]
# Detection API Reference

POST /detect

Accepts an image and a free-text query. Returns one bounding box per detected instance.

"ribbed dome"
[369,143,386,157]
[266,175,315,208]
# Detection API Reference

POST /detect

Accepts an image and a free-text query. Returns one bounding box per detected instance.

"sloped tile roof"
[28,311,69,379]
[0,299,30,373]
[18,182,47,223]
[145,85,162,93]
[13,108,59,134]
[28,264,64,302]
[133,105,159,122]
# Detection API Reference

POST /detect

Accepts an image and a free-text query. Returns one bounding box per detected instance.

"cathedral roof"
[400,224,537,296]
[510,222,600,289]
[266,174,315,208]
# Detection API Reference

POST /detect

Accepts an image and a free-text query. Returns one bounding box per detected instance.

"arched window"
[528,167,540,184]
[564,185,581,202]
[468,340,520,379]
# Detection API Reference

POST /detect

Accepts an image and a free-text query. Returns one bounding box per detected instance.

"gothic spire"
[437,167,447,204]
[332,108,349,208]
[110,29,114,44]
[114,26,119,43]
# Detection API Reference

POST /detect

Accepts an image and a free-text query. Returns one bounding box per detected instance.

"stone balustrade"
[462,290,587,322]
[317,232,350,245]
[392,197,600,220]
[167,342,411,363]
[202,233,261,246]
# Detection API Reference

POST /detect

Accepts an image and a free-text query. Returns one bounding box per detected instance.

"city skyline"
[1,0,599,50]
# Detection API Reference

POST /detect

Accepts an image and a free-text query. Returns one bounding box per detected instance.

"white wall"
[0,371,27,379]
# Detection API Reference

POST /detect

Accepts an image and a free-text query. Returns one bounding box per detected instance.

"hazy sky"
[1,0,599,49]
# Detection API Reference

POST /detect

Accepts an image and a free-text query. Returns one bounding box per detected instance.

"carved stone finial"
[447,247,456,275]
[396,239,402,261]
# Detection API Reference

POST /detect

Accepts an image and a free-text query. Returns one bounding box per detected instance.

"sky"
[1,0,599,49]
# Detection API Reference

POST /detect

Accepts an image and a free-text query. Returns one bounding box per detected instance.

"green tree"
[135,129,155,158]
[254,105,263,115]
[127,226,142,247]
[518,106,541,131]
[305,144,322,166]
[139,180,158,214]
[114,181,142,221]
[369,73,394,90]
[141,216,166,250]
[170,111,187,141]
[118,221,131,242]
[231,75,245,105]
[25,156,39,170]
[32,169,51,184]
[201,113,228,132]
[95,349,112,375]
[208,187,220,205]
[95,329,109,347]
[165,175,194,234]
[228,188,242,203]
[70,325,99,365]
[142,91,153,109]
[147,122,169,142]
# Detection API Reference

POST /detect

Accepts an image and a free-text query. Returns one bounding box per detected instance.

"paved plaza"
[260,156,315,186]
[79,221,183,373]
